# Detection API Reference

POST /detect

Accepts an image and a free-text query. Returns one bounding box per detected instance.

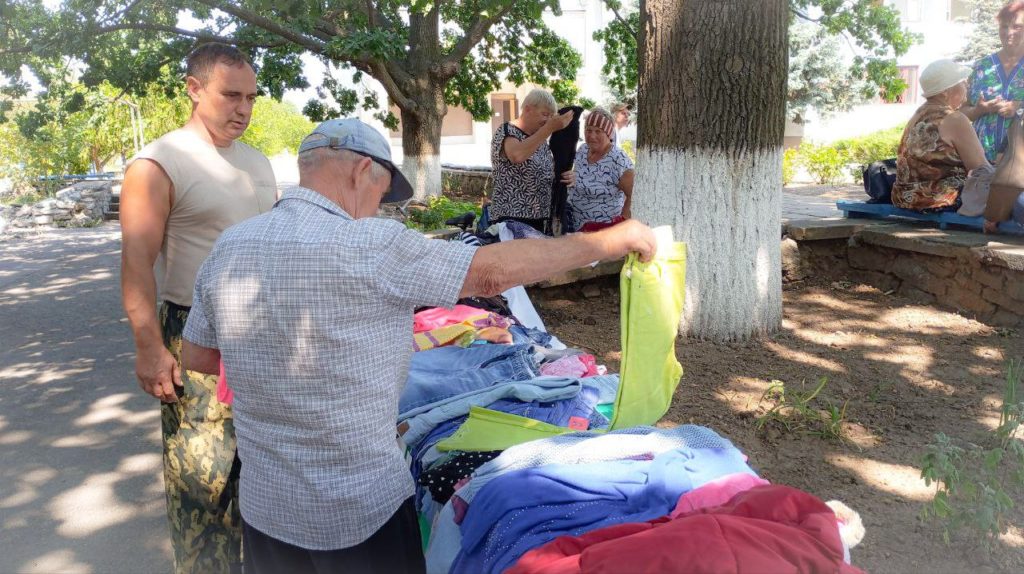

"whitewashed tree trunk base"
[402,153,443,200]
[634,147,783,342]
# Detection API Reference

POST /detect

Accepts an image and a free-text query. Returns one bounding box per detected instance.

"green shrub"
[833,126,903,166]
[405,196,481,231]
[786,127,903,185]
[832,126,903,179]
[620,140,636,163]
[782,147,799,185]
[798,143,849,185]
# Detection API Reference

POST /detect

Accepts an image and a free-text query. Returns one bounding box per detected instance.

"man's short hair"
[185,42,253,85]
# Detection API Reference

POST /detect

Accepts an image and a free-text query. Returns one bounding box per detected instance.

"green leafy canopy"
[1,1,588,130]
[595,0,918,119]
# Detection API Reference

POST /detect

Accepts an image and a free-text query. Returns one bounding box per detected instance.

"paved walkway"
[0,225,170,574]
[0,183,861,573]
[782,183,863,221]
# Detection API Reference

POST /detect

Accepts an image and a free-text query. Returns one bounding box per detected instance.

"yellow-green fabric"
[434,244,686,448]
[435,406,571,452]
[610,243,686,429]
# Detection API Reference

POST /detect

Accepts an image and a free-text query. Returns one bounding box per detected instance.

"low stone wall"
[784,220,1024,327]
[442,166,491,197]
[1,181,113,230]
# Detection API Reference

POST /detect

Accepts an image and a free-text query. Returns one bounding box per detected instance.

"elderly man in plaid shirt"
[180,118,656,573]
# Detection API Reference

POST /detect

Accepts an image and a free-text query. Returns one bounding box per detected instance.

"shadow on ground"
[534,277,1024,574]
[0,226,170,574]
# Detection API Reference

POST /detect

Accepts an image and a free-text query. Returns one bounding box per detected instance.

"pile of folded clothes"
[397,223,864,573]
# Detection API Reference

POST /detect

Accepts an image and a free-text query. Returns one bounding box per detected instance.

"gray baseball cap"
[298,117,413,203]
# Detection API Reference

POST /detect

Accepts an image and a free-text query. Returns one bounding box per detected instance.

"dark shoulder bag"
[862,158,898,204]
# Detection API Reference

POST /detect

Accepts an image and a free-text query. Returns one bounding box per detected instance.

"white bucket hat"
[920,59,970,98]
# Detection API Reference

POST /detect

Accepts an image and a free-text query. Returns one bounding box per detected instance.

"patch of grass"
[404,196,481,232]
[921,360,1024,547]
[755,377,849,441]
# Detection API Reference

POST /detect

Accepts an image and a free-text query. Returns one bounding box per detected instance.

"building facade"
[802,0,974,143]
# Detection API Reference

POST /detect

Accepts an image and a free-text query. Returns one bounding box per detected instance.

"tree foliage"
[0,75,161,178]
[592,2,638,106]
[957,0,1004,64]
[241,97,315,155]
[788,20,872,123]
[595,0,916,120]
[0,65,310,194]
[1,1,585,127]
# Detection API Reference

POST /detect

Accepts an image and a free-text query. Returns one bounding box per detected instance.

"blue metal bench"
[836,199,1024,235]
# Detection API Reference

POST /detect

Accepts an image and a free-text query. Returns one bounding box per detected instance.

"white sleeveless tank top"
[133,128,277,306]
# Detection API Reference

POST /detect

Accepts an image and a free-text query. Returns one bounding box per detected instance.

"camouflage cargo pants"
[159,301,241,574]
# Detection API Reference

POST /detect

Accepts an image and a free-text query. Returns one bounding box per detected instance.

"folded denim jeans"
[400,344,539,415]
[509,324,553,347]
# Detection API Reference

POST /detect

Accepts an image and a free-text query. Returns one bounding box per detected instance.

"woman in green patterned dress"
[963,2,1024,162]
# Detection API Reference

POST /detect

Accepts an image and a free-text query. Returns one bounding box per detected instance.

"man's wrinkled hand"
[611,219,657,263]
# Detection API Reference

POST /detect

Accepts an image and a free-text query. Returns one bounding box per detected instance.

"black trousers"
[242,498,425,574]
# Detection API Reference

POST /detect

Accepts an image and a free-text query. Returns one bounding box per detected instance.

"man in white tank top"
[120,43,276,574]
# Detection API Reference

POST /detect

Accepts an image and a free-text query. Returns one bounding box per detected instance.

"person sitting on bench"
[892,59,991,213]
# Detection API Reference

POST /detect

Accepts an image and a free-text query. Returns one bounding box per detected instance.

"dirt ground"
[529,276,1024,574]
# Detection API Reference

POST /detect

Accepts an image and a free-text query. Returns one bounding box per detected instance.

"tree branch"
[91,23,288,48]
[101,0,146,25]
[372,60,415,111]
[608,2,637,41]
[790,7,821,23]
[365,0,381,28]
[189,0,327,54]
[438,0,518,79]
[0,46,33,56]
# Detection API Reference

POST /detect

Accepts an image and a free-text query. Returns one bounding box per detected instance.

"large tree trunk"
[400,99,444,201]
[399,6,445,201]
[634,0,789,342]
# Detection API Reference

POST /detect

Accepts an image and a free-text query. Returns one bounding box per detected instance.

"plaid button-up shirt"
[184,185,477,550]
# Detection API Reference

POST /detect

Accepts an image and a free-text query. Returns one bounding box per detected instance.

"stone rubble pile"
[1,181,113,231]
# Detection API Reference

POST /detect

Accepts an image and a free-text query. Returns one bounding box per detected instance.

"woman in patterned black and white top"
[565,108,635,232]
[490,89,574,232]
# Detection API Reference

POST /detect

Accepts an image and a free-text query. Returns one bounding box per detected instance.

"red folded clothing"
[508,484,863,574]
[578,217,625,233]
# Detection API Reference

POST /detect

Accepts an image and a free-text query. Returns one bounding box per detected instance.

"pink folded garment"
[670,473,769,517]
[413,304,497,333]
[578,355,600,377]
[540,354,600,378]
[540,355,588,378]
